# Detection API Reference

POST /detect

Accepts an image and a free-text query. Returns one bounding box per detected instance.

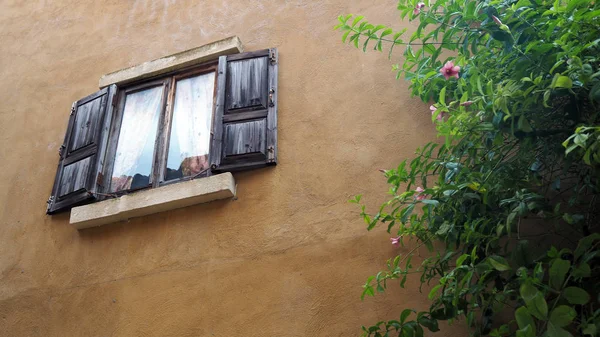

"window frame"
[102,61,219,197]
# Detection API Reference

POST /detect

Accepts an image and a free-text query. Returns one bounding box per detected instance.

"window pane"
[110,86,163,192]
[165,72,215,181]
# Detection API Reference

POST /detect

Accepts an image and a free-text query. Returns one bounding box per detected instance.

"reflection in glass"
[110,86,163,192]
[165,72,215,181]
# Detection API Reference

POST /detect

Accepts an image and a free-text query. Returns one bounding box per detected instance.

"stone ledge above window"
[70,173,236,229]
[98,36,243,88]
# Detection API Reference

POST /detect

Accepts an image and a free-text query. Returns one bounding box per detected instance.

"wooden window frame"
[101,61,219,197]
[47,47,277,215]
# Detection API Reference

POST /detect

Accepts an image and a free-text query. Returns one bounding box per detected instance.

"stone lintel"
[99,36,243,88]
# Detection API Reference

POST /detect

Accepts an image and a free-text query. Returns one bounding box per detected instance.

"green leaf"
[361,285,374,300]
[400,309,413,324]
[549,259,571,289]
[361,276,375,300]
[477,76,484,95]
[521,283,547,320]
[590,82,600,102]
[547,321,574,337]
[351,15,364,28]
[572,262,591,278]
[488,255,511,271]
[563,287,590,305]
[342,30,351,43]
[380,28,393,38]
[518,116,533,132]
[583,324,597,336]
[439,86,447,105]
[417,315,439,332]
[549,305,576,328]
[435,222,451,235]
[515,307,536,334]
[456,254,469,267]
[428,284,442,300]
[584,149,592,165]
[551,75,573,89]
[550,60,565,74]
[565,144,578,155]
[575,233,600,260]
[529,293,548,320]
[420,199,439,206]
[516,325,535,337]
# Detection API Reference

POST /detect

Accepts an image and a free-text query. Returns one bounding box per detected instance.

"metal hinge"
[70,106,76,116]
[269,49,277,65]
[268,88,275,107]
[58,144,66,158]
[46,195,55,211]
[111,94,118,107]
[267,146,275,163]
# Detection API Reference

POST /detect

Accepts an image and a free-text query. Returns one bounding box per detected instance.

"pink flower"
[415,186,428,200]
[460,101,473,107]
[492,15,502,26]
[440,61,461,80]
[413,2,425,15]
[430,105,445,121]
[390,236,401,246]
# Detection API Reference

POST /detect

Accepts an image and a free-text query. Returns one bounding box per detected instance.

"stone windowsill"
[70,173,236,229]
[98,36,243,88]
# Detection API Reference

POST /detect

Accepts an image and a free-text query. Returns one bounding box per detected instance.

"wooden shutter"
[210,48,278,172]
[47,85,117,214]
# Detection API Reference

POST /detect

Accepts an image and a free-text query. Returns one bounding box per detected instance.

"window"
[47,48,278,214]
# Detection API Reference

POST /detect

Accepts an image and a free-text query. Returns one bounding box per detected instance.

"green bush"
[336,0,600,336]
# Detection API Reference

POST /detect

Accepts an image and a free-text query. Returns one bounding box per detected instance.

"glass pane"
[165,72,215,181]
[110,86,163,192]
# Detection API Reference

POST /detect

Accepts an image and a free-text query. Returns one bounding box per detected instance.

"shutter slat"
[69,98,101,151]
[223,119,266,157]
[58,156,93,197]
[225,57,268,112]
[47,85,117,214]
[209,48,278,172]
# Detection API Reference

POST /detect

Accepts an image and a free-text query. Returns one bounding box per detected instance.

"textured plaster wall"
[0,1,464,336]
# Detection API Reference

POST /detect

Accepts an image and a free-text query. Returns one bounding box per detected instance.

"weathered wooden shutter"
[47,85,117,214]
[210,48,278,172]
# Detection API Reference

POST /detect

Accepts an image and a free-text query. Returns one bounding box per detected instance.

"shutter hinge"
[111,94,118,107]
[58,144,66,158]
[46,195,55,212]
[269,88,275,107]
[70,106,76,116]
[269,49,277,65]
[267,146,275,163]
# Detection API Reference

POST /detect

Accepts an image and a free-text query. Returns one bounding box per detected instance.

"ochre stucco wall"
[0,1,463,336]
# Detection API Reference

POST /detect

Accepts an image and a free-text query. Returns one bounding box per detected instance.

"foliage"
[336,0,600,336]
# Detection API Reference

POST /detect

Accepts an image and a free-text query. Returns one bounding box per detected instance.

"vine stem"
[345,26,486,47]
